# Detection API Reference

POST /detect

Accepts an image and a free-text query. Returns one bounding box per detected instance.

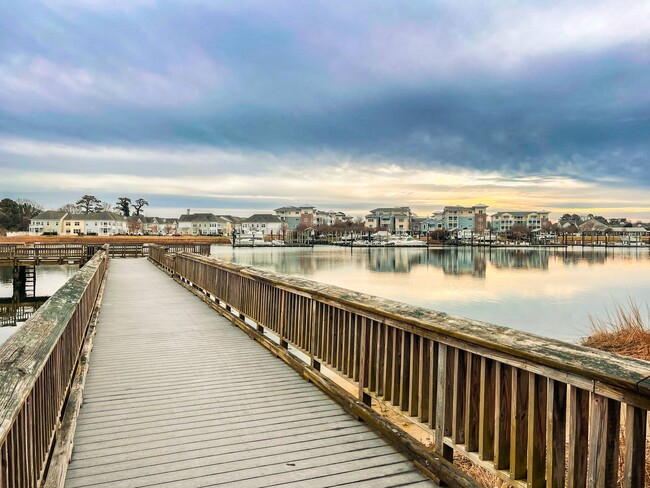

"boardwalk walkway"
[65,259,435,487]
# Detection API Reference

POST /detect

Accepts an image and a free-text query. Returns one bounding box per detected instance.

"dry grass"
[582,299,650,487]
[0,235,230,245]
[581,298,650,361]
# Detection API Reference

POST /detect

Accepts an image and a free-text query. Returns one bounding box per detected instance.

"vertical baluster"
[357,317,371,405]
[376,323,385,397]
[546,379,567,488]
[510,367,529,480]
[623,404,646,488]
[452,348,467,445]
[418,337,430,424]
[399,330,411,411]
[368,321,376,391]
[341,311,349,375]
[352,315,360,382]
[408,334,420,417]
[428,341,438,429]
[527,373,547,487]
[587,394,620,488]
[567,386,589,488]
[435,344,453,462]
[392,329,402,407]
[479,357,496,461]
[494,362,511,470]
[464,352,481,453]
[383,327,394,402]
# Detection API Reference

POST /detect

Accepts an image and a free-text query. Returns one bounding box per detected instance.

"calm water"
[0,265,78,344]
[210,245,650,342]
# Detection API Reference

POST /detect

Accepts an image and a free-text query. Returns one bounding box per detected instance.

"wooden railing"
[0,242,211,263]
[150,248,649,487]
[0,246,108,487]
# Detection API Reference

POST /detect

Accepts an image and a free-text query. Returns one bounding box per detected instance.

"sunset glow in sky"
[1,1,649,218]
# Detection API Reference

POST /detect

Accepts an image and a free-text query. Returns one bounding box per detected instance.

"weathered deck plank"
[66,259,435,487]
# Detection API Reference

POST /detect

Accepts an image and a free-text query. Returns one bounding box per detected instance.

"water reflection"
[211,245,650,341]
[0,265,78,342]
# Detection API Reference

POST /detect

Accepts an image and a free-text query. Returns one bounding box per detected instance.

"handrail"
[151,247,649,487]
[0,242,211,262]
[0,246,109,486]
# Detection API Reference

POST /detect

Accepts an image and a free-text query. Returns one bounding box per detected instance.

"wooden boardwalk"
[65,259,435,488]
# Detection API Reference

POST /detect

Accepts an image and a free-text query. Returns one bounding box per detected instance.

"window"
[66,222,71,226]
[74,222,80,226]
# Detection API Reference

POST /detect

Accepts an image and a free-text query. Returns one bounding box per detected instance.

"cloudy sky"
[1,0,649,219]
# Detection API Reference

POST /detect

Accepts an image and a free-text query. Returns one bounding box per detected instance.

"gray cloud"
[1,0,649,210]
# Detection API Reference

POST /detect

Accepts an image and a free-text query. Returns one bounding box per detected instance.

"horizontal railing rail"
[0,242,211,262]
[149,247,649,487]
[0,246,109,487]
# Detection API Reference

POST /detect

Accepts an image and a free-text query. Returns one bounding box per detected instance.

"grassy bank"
[0,235,231,245]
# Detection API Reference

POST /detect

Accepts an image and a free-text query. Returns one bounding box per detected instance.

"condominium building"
[177,213,228,236]
[365,207,412,234]
[274,204,351,230]
[441,204,489,233]
[490,211,550,233]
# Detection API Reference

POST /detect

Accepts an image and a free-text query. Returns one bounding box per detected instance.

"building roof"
[69,212,125,221]
[492,211,549,217]
[32,211,67,220]
[178,213,225,223]
[245,214,282,223]
[273,206,300,212]
[368,207,410,214]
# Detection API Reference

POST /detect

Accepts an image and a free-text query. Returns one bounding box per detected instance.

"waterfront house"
[62,212,127,236]
[217,215,246,236]
[441,204,489,234]
[143,217,178,235]
[274,205,352,230]
[29,211,68,235]
[490,210,549,233]
[178,213,227,236]
[365,207,412,234]
[241,214,283,236]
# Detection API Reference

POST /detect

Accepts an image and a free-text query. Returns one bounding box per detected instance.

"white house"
[241,214,283,236]
[177,213,227,235]
[29,211,68,235]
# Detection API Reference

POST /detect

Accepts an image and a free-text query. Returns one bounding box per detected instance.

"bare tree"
[58,203,79,214]
[131,198,149,216]
[98,201,113,212]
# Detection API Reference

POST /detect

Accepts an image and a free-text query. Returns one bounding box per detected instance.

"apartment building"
[274,205,351,230]
[441,204,489,233]
[490,211,550,233]
[365,207,412,234]
[29,211,68,235]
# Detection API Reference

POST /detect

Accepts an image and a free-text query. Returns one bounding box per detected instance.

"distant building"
[241,214,283,235]
[490,211,549,233]
[177,213,227,236]
[143,217,178,235]
[365,207,412,234]
[274,204,352,230]
[421,212,444,233]
[441,204,489,233]
[217,215,246,235]
[62,212,127,236]
[29,211,68,235]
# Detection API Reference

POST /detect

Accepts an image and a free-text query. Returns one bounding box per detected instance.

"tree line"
[0,198,44,233]
[0,195,150,234]
[65,195,149,217]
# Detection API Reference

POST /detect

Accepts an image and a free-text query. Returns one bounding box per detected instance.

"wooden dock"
[1,245,649,488]
[64,259,434,487]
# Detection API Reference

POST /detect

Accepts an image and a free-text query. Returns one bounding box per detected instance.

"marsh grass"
[582,298,650,361]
